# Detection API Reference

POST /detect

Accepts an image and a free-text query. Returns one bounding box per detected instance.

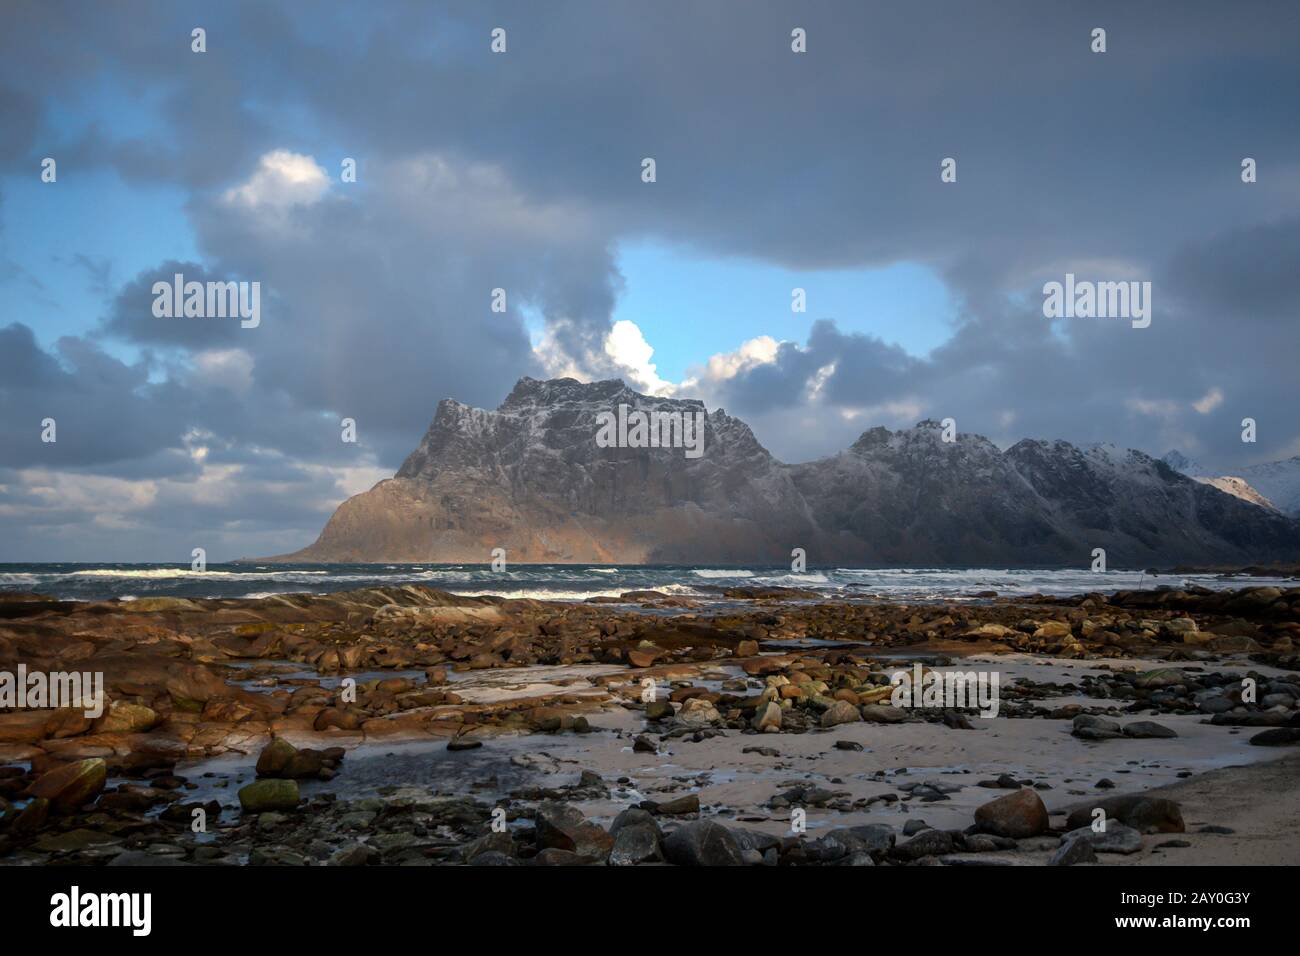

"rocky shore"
[1,582,1298,866]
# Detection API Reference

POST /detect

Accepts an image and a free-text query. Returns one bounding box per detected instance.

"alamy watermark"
[0,665,104,719]
[50,886,151,936]
[595,404,705,459]
[890,663,1000,718]
[152,272,260,328]
[1042,273,1150,329]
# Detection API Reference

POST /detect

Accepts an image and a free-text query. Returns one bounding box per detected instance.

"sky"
[1,0,1298,561]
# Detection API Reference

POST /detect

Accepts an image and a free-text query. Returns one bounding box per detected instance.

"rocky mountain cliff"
[265,378,1300,566]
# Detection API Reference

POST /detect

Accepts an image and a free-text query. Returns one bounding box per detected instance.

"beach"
[1,576,1298,866]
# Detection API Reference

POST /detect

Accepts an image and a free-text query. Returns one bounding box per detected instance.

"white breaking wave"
[65,568,330,580]
[690,569,755,578]
[753,573,830,585]
[451,588,631,601]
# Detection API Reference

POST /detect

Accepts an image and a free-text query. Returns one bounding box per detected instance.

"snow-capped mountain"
[1235,457,1300,517]
[264,379,1300,566]
[1160,450,1206,476]
[1162,448,1300,516]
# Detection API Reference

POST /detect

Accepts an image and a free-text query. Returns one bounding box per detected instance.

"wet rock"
[974,788,1049,838]
[1249,727,1300,746]
[34,828,121,853]
[644,700,674,721]
[1123,721,1178,739]
[678,697,722,727]
[26,758,107,813]
[1065,795,1184,834]
[1072,714,1123,740]
[820,699,862,728]
[10,797,50,835]
[808,825,895,862]
[610,807,661,836]
[753,701,783,733]
[1061,823,1144,855]
[961,833,1016,852]
[463,830,515,862]
[237,778,300,813]
[283,749,327,779]
[860,704,907,724]
[1135,668,1186,690]
[1048,838,1097,866]
[893,828,955,860]
[662,820,745,866]
[92,701,161,734]
[255,737,298,777]
[329,844,379,866]
[650,794,700,816]
[609,823,662,865]
[834,740,864,752]
[730,828,783,854]
[534,802,613,859]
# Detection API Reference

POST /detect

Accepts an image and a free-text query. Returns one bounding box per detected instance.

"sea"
[0,563,1292,605]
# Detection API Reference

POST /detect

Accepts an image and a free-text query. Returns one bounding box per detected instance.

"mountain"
[1163,448,1300,516]
[1193,476,1278,512]
[1160,450,1205,476]
[263,378,1300,566]
[1235,457,1300,517]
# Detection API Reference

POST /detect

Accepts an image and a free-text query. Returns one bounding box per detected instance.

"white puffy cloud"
[222,150,330,209]
[603,320,677,396]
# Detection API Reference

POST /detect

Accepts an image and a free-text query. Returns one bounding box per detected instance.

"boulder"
[255,737,298,777]
[1060,823,1144,855]
[608,823,662,866]
[533,801,613,859]
[1065,795,1184,834]
[820,699,862,728]
[1123,721,1177,739]
[974,788,1049,838]
[92,701,160,735]
[753,701,783,733]
[1048,837,1097,866]
[26,758,107,813]
[237,778,300,813]
[662,820,745,866]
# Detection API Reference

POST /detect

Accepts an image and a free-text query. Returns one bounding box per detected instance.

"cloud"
[1193,387,1225,414]
[222,150,330,209]
[603,320,676,396]
[3,1,1299,557]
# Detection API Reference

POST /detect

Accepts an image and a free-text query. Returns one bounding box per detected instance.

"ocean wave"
[753,573,831,586]
[449,588,632,601]
[690,569,754,578]
[66,568,330,580]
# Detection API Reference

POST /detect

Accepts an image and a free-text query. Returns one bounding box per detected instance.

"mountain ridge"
[260,377,1300,566]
